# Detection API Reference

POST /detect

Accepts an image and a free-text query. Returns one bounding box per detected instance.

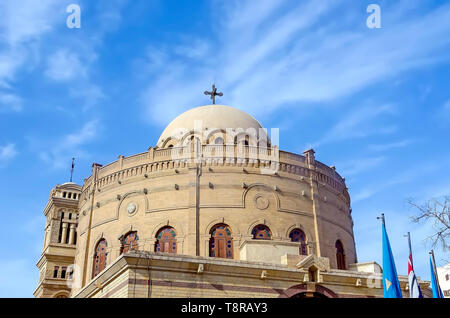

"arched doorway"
[279,284,338,298]
[290,292,328,298]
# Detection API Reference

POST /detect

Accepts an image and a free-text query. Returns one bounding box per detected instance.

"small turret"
[34,182,81,298]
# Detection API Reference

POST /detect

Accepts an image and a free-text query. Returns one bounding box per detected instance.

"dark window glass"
[251,224,272,240]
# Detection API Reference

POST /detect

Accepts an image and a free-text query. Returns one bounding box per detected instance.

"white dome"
[157,105,267,147]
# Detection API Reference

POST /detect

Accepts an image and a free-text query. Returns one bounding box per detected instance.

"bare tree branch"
[408,196,450,252]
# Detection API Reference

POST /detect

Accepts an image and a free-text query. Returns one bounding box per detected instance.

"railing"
[122,152,148,165]
[97,161,119,178]
[85,145,346,191]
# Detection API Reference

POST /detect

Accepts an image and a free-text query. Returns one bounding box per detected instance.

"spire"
[70,158,75,182]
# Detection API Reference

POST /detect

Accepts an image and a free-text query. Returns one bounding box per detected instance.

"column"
[68,224,76,245]
[303,148,323,257]
[61,223,68,244]
[186,165,201,256]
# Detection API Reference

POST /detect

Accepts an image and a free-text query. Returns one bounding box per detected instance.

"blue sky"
[0,0,449,297]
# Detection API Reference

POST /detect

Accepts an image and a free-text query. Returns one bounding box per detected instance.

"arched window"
[209,224,233,259]
[289,228,307,255]
[155,227,177,253]
[214,137,224,145]
[236,137,249,146]
[188,136,201,153]
[120,231,139,254]
[251,224,272,240]
[335,240,346,270]
[92,239,108,278]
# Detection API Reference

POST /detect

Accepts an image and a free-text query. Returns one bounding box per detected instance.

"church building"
[34,96,431,298]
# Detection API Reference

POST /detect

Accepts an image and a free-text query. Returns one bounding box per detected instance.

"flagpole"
[405,232,413,267]
[404,231,423,298]
[430,250,442,297]
[377,213,385,225]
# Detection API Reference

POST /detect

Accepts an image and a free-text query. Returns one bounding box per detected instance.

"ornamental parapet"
[79,145,348,203]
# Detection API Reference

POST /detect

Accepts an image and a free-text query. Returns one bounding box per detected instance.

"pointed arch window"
[120,231,139,254]
[251,224,272,240]
[209,224,233,259]
[335,240,346,270]
[155,227,177,253]
[289,228,307,255]
[92,239,108,278]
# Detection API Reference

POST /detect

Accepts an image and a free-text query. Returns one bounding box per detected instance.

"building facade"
[437,263,450,298]
[34,105,431,298]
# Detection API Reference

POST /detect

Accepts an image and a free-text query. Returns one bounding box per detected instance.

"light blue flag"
[382,220,402,298]
[430,256,444,298]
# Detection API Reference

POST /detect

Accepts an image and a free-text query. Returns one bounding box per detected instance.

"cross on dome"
[204,84,223,104]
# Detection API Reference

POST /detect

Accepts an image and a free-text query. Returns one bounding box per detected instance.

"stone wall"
[72,145,355,295]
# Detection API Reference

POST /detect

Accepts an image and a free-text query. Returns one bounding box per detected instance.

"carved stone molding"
[296,254,331,272]
[254,194,269,210]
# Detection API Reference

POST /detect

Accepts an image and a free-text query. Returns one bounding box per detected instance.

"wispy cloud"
[338,156,387,177]
[0,92,22,112]
[409,169,450,199]
[367,139,415,152]
[0,0,61,46]
[43,47,106,110]
[0,143,18,167]
[352,163,441,203]
[313,103,397,147]
[0,0,127,113]
[34,120,101,169]
[0,0,62,86]
[353,175,412,203]
[139,0,450,126]
[420,183,450,200]
[45,49,88,81]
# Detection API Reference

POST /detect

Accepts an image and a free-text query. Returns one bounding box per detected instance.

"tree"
[408,196,450,252]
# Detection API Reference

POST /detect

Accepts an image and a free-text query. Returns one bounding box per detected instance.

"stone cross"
[204,84,223,104]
